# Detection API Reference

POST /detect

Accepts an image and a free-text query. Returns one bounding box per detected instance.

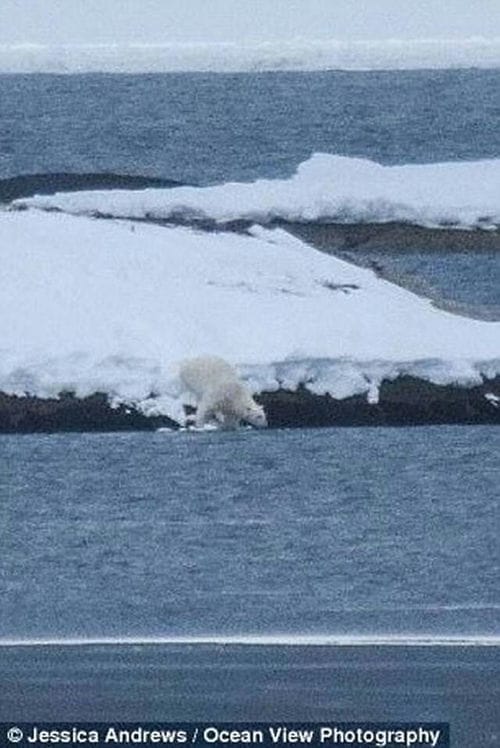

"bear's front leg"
[219,413,240,430]
[195,396,214,428]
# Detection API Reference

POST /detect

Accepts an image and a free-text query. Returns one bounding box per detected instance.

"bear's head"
[244,402,267,428]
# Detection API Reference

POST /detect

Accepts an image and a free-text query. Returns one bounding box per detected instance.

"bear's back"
[179,355,238,398]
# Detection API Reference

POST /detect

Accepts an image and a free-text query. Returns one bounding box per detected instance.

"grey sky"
[1,0,499,44]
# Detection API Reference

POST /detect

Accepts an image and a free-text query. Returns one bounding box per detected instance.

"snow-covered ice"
[1,38,500,74]
[17,154,500,232]
[0,210,498,424]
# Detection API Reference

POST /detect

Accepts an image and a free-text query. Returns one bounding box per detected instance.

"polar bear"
[179,356,267,430]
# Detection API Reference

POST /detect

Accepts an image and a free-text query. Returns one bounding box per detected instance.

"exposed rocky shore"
[283,221,500,252]
[0,172,184,205]
[1,375,499,433]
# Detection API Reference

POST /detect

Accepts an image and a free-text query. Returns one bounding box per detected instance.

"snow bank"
[1,38,499,73]
[17,154,500,231]
[0,210,498,424]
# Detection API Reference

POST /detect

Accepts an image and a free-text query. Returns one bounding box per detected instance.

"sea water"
[1,426,499,744]
[1,70,499,183]
[1,426,498,640]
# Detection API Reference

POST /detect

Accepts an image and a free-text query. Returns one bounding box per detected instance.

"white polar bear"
[179,356,267,430]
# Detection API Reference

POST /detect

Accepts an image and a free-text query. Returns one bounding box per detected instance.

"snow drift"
[16,154,500,232]
[1,209,498,425]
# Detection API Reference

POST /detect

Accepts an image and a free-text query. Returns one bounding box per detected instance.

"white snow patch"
[485,392,500,407]
[0,210,498,424]
[16,153,500,232]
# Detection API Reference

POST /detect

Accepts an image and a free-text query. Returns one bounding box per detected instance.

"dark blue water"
[0,644,498,748]
[1,426,498,640]
[1,70,499,184]
[339,249,500,311]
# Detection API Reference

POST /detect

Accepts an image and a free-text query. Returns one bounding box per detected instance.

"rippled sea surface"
[1,70,499,183]
[1,426,498,639]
